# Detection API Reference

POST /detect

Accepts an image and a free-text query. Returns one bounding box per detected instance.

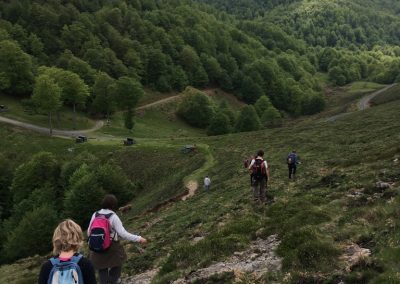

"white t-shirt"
[204,177,211,186]
[248,157,268,170]
[87,209,141,242]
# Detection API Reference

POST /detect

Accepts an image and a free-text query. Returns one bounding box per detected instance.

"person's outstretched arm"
[111,215,146,243]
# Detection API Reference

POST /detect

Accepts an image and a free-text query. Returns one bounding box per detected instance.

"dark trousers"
[288,164,296,179]
[252,177,266,202]
[99,266,122,284]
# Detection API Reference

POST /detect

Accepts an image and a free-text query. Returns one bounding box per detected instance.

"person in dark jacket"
[38,219,96,284]
[287,150,299,179]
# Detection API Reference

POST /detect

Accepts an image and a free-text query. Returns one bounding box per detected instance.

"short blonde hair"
[52,219,83,255]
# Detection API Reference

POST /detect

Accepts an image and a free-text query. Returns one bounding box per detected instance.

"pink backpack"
[88,212,114,252]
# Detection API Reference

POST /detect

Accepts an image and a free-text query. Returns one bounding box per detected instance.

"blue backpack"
[48,254,84,284]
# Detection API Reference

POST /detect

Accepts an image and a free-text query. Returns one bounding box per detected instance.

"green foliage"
[177,87,215,128]
[235,105,261,132]
[0,40,33,95]
[64,164,105,227]
[207,111,230,136]
[254,95,273,117]
[124,108,134,131]
[91,72,116,118]
[115,76,144,110]
[2,205,58,262]
[278,228,340,271]
[96,164,135,205]
[260,106,282,127]
[31,74,62,133]
[10,152,60,205]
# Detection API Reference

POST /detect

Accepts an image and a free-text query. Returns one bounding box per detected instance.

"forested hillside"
[197,0,400,86]
[0,0,325,123]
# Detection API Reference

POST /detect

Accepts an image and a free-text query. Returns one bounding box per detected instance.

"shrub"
[10,152,60,204]
[177,87,215,128]
[2,205,58,262]
[64,164,105,227]
[235,105,261,132]
[207,111,231,136]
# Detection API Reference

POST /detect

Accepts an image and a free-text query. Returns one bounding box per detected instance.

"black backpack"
[252,158,266,180]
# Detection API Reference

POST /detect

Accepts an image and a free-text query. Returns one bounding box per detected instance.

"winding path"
[325,83,397,122]
[0,116,104,137]
[0,94,182,137]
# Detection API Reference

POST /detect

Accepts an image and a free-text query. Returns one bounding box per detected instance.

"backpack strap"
[95,211,114,219]
[70,254,83,264]
[49,257,60,266]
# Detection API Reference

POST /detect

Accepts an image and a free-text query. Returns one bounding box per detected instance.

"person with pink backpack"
[87,194,147,284]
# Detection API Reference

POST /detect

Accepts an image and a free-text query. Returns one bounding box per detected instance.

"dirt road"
[325,83,397,122]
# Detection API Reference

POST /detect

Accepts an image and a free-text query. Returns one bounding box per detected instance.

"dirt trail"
[0,95,181,137]
[181,180,199,201]
[0,116,104,137]
[325,83,397,122]
[136,95,181,111]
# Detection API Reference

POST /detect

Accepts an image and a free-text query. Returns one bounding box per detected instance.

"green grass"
[370,84,400,106]
[2,87,400,283]
[346,81,384,94]
[98,102,206,138]
[0,94,96,130]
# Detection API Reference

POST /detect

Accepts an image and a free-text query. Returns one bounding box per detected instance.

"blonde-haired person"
[38,219,96,284]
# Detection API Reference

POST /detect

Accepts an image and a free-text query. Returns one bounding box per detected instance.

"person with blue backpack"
[88,194,147,284]
[248,150,270,203]
[38,219,96,284]
[287,150,299,179]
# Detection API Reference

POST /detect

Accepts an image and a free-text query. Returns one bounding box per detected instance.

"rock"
[341,243,371,272]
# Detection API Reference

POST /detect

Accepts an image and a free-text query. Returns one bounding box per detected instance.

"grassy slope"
[1,85,400,283]
[370,83,400,106]
[125,95,400,283]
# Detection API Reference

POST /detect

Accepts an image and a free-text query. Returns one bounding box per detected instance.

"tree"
[124,108,134,131]
[0,40,34,95]
[254,95,273,117]
[177,87,215,128]
[207,111,230,136]
[96,164,135,205]
[64,164,105,227]
[235,105,261,132]
[261,106,282,127]
[39,67,90,129]
[10,152,60,205]
[2,205,58,262]
[91,72,116,119]
[32,75,62,135]
[114,76,144,131]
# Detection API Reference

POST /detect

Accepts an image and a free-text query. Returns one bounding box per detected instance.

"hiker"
[248,150,270,203]
[204,176,211,191]
[38,219,97,284]
[287,150,299,179]
[88,194,147,284]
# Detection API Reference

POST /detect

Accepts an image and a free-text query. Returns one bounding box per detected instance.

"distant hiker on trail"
[248,150,270,203]
[287,150,299,179]
[204,176,211,191]
[88,194,147,284]
[38,219,97,284]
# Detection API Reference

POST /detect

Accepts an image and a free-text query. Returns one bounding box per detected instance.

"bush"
[207,111,231,136]
[235,105,261,132]
[2,205,58,262]
[10,152,60,205]
[177,87,215,128]
[64,164,105,227]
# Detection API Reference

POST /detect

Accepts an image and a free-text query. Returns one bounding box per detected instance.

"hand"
[139,237,148,244]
